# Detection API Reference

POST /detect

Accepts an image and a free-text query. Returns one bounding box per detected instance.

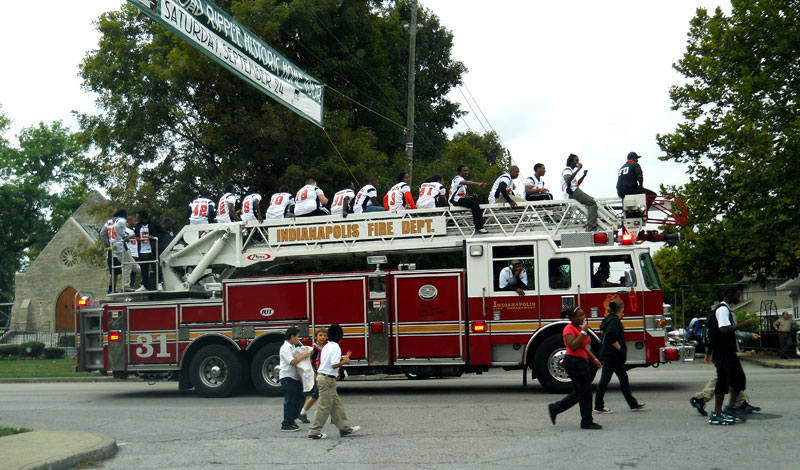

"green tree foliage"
[657,1,800,284]
[78,0,491,224]
[0,112,89,302]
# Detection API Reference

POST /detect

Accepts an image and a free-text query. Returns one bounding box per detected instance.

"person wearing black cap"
[616,152,656,210]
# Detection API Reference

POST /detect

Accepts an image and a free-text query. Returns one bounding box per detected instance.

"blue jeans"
[364,205,386,212]
[280,377,304,428]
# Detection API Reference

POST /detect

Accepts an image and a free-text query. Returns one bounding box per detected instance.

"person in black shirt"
[616,152,656,210]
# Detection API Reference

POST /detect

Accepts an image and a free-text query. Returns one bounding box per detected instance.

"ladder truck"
[75,194,692,397]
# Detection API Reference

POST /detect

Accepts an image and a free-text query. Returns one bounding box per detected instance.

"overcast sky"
[0,0,728,198]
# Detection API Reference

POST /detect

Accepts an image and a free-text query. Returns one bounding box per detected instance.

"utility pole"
[404,0,418,183]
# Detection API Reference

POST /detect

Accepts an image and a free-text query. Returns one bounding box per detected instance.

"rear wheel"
[250,343,283,396]
[189,344,243,398]
[534,335,573,394]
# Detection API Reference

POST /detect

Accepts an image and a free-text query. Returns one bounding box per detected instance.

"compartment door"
[392,271,464,363]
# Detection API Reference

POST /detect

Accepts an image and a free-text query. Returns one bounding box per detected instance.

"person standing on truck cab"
[308,324,360,439]
[616,152,656,211]
[449,164,488,234]
[280,326,312,432]
[547,307,603,430]
[594,299,646,414]
[561,154,598,231]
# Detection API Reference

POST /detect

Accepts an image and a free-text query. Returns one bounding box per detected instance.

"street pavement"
[0,358,799,469]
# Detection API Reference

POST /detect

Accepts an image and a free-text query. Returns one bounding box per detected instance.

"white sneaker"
[157,283,164,291]
[135,285,147,292]
[476,228,488,234]
[339,425,360,436]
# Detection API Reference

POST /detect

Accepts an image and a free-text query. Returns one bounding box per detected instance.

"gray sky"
[0,0,728,198]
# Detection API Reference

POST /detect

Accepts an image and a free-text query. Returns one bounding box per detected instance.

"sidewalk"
[738,352,800,369]
[0,431,116,470]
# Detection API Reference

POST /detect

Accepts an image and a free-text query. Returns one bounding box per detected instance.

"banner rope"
[322,127,361,187]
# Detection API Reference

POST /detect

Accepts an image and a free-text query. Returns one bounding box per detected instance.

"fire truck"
[75,195,693,397]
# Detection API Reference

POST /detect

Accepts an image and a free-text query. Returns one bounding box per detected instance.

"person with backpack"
[702,287,759,425]
[593,299,646,414]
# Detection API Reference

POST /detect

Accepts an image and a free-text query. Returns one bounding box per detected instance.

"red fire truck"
[76,195,692,397]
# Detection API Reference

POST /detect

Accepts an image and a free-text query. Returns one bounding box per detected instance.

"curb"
[0,431,117,470]
[0,377,115,384]
[738,354,800,369]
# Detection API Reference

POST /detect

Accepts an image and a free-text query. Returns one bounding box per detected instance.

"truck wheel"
[533,335,573,394]
[189,344,243,398]
[250,343,283,396]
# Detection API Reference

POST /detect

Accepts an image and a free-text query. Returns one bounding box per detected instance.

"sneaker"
[593,408,613,414]
[736,401,761,414]
[475,228,489,234]
[339,425,360,437]
[298,414,310,424]
[281,425,300,432]
[123,287,136,292]
[708,412,736,426]
[307,433,327,439]
[547,403,557,425]
[690,397,707,416]
[580,422,603,430]
[135,285,147,292]
[157,282,164,291]
[631,403,647,412]
[722,407,746,423]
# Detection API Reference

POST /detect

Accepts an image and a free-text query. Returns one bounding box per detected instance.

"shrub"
[44,347,66,359]
[19,341,46,358]
[58,335,76,347]
[0,344,19,358]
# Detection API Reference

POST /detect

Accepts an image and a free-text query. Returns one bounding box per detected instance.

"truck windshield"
[639,253,662,290]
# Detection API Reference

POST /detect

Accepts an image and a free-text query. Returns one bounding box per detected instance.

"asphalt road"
[0,361,797,469]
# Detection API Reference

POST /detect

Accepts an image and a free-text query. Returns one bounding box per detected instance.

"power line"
[457,86,487,133]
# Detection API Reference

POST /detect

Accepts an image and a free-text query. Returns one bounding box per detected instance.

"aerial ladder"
[151,196,685,294]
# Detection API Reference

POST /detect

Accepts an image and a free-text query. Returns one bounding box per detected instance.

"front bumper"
[660,345,695,362]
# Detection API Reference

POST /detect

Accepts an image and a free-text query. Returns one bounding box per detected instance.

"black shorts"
[306,382,319,400]
[715,353,746,394]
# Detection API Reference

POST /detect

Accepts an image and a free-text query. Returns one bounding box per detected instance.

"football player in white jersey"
[417,174,448,209]
[135,210,163,291]
[330,182,356,218]
[188,196,216,225]
[294,179,330,217]
[266,186,295,219]
[488,165,519,207]
[386,172,417,211]
[125,216,142,289]
[216,185,239,223]
[105,209,137,292]
[353,178,386,213]
[449,165,488,234]
[241,190,264,223]
[524,163,553,201]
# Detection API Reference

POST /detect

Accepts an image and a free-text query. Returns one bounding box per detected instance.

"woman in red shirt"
[547,307,603,430]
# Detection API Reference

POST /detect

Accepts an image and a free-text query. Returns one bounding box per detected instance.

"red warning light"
[109,331,121,342]
[77,297,89,307]
[472,321,486,332]
[621,233,635,245]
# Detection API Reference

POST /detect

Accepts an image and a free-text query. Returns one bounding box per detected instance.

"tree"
[0,112,90,302]
[78,0,468,222]
[657,0,800,284]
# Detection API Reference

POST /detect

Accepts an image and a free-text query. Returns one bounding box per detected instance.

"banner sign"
[267,217,447,246]
[128,0,324,127]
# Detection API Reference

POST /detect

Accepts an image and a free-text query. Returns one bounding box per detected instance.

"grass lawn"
[0,358,104,379]
[0,426,32,437]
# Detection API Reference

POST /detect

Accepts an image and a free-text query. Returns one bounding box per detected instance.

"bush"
[19,341,46,358]
[58,335,76,347]
[0,344,18,358]
[44,347,66,359]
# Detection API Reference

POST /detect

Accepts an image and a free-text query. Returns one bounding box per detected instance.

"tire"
[250,343,284,396]
[533,334,573,394]
[188,344,243,398]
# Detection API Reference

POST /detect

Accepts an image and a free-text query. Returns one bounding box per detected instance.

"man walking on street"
[308,324,361,440]
[279,326,311,432]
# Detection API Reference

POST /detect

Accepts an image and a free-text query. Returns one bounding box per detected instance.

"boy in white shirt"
[279,326,311,432]
[307,324,361,440]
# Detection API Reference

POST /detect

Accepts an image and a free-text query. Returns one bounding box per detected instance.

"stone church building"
[10,192,108,332]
